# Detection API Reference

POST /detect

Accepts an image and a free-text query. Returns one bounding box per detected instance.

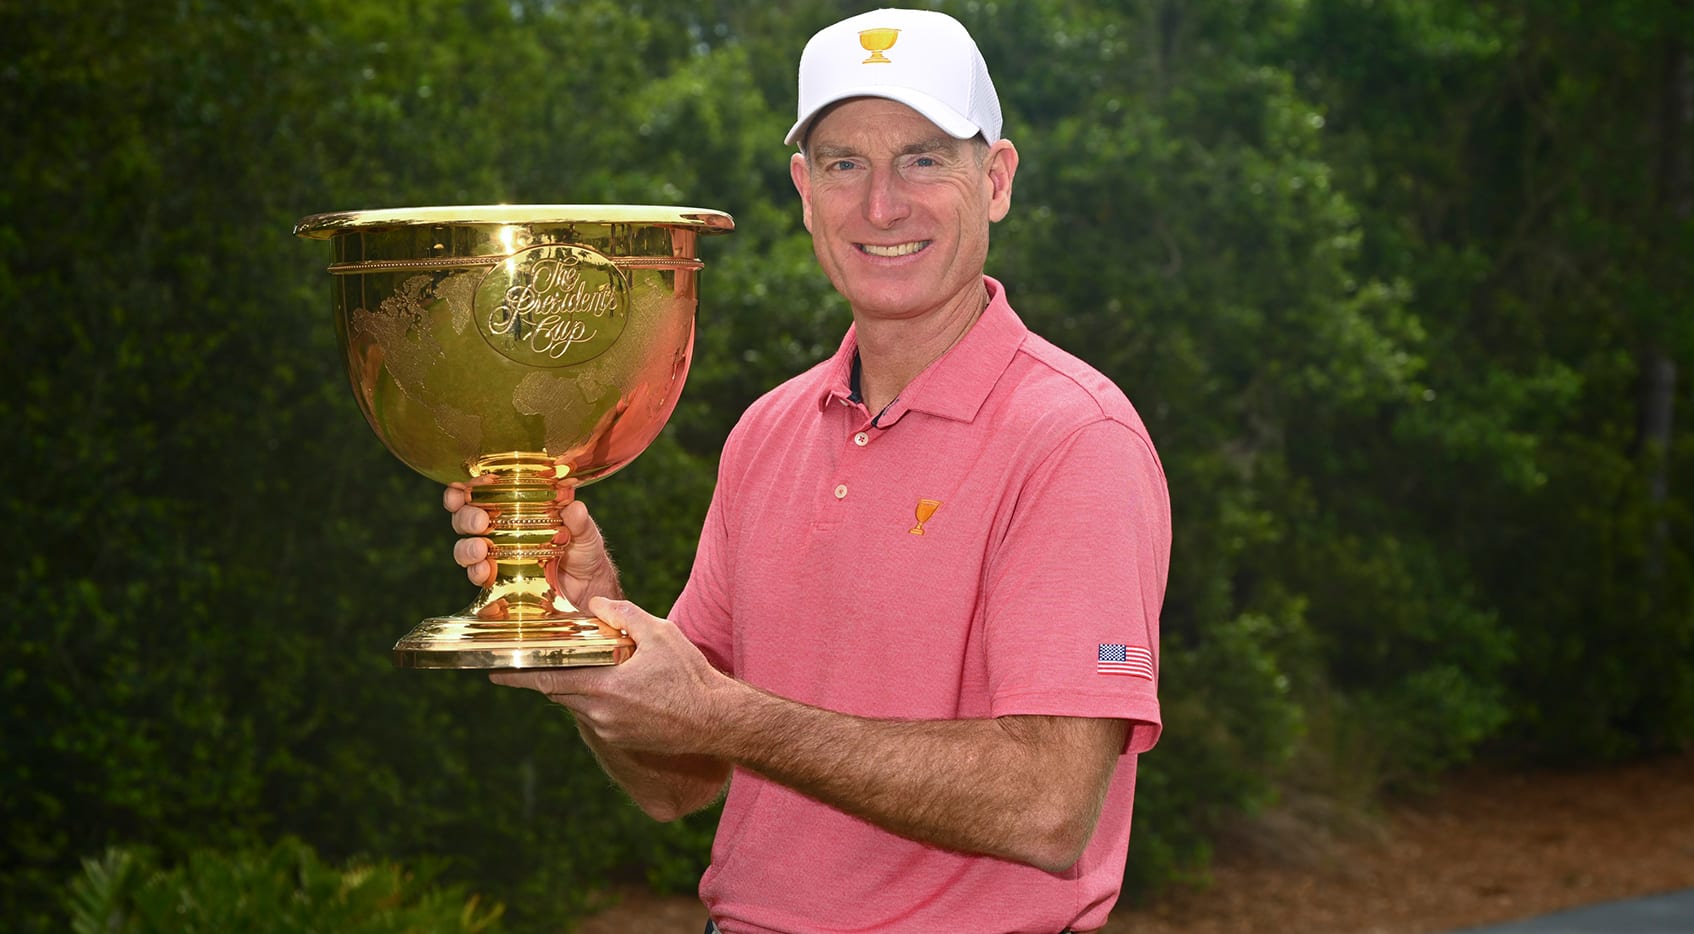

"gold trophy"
[294,205,733,670]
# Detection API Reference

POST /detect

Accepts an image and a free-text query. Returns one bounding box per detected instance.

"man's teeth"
[860,241,928,257]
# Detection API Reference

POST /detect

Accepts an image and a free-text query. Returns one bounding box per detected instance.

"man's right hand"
[443,484,624,604]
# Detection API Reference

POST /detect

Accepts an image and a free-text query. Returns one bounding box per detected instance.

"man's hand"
[489,597,736,820]
[490,597,737,754]
[443,483,623,604]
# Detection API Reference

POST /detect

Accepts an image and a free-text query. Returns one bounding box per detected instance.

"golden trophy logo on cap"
[858,27,899,63]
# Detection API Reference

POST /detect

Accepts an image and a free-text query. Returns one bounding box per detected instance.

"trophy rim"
[292,204,735,239]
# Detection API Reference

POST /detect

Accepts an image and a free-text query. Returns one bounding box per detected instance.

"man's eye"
[831,160,857,171]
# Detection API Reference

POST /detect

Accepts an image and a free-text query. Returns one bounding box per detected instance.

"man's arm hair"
[704,685,1127,873]
[574,721,730,822]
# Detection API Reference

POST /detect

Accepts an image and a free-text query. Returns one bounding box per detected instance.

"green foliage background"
[3,0,1691,928]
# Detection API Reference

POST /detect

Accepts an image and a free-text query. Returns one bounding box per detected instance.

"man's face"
[789,98,1017,323]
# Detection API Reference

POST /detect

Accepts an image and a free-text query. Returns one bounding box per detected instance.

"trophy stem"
[391,452,636,670]
[466,452,579,620]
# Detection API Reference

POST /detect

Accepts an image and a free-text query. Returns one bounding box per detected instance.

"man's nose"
[863,166,910,228]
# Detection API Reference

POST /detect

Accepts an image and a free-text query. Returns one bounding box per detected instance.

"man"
[447,9,1169,932]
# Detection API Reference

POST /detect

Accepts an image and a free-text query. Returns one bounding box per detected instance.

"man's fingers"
[453,539,492,585]
[451,505,491,535]
[453,537,489,568]
[446,486,495,586]
[466,561,493,587]
[560,500,601,545]
[589,597,662,641]
[443,485,470,512]
[490,668,586,694]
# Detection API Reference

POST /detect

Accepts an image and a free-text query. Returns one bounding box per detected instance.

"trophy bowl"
[295,205,733,670]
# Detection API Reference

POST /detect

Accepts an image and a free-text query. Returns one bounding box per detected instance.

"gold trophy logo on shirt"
[910,498,941,535]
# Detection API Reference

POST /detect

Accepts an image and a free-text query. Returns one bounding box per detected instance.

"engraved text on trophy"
[475,243,629,368]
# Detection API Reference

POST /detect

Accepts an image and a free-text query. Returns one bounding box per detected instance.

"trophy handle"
[391,452,635,669]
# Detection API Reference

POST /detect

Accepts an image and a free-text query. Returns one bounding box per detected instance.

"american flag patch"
[1098,643,1155,680]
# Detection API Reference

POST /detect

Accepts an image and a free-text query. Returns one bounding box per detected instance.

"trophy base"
[392,615,635,670]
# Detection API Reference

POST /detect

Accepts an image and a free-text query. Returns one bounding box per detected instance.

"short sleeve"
[982,417,1169,753]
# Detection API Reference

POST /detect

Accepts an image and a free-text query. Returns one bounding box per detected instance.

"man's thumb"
[589,596,656,640]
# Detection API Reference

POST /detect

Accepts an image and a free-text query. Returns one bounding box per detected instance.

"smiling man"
[452,8,1171,933]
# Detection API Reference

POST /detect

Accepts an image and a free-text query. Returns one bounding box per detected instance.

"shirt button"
[853,431,869,446]
[834,484,848,499]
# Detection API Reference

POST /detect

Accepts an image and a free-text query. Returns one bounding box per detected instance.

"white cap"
[785,8,1003,148]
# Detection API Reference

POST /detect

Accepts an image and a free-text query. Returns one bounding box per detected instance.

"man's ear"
[790,152,814,232]
[985,139,1019,223]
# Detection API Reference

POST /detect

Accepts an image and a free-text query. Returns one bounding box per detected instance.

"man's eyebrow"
[808,137,963,161]
[900,136,962,156]
[809,143,859,160]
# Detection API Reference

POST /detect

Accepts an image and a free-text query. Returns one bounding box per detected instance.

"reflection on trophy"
[294,206,733,669]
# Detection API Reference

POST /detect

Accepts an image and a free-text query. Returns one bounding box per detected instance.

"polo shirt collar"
[817,276,1027,426]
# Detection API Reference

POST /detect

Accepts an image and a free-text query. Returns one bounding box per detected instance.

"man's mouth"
[858,240,930,257]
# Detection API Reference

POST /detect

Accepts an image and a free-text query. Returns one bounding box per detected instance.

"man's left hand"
[489,596,736,754]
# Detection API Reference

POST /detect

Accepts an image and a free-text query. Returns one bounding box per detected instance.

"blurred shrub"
[64,838,501,934]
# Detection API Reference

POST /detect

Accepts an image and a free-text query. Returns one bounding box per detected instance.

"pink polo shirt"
[671,277,1170,934]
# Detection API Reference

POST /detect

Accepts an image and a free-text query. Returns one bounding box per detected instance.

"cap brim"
[785,86,981,146]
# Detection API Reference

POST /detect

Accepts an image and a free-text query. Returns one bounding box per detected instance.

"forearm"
[575,719,730,822]
[703,684,1125,872]
[495,602,1123,868]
